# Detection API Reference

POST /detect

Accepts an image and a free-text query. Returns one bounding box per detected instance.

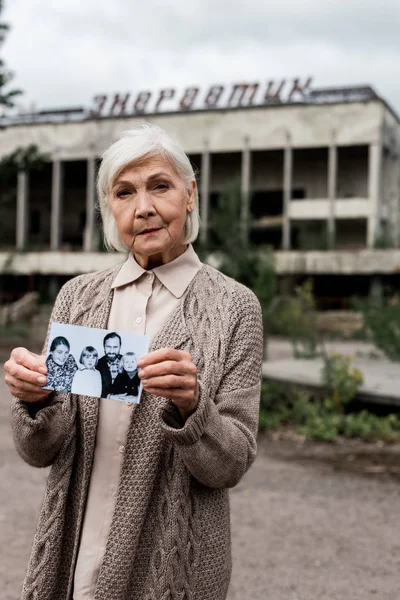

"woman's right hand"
[4,347,52,403]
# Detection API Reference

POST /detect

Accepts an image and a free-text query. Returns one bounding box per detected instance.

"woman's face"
[123,355,137,373]
[109,156,196,269]
[82,353,96,369]
[52,343,69,366]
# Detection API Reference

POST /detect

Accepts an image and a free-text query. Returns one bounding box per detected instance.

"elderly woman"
[5,124,263,600]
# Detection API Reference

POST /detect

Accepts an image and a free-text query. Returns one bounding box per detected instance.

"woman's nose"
[135,191,156,218]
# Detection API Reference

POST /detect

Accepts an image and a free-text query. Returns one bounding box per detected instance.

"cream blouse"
[73,245,202,599]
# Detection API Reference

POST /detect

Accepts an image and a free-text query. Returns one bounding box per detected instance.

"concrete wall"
[0,101,385,160]
[290,199,370,220]
[1,249,400,276]
[381,107,400,244]
[4,98,400,258]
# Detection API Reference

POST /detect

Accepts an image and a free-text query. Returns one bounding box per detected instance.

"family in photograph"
[45,331,140,401]
[108,351,140,401]
[45,335,77,392]
[71,346,102,397]
[96,331,123,397]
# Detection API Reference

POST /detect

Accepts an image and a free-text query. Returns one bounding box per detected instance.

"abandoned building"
[0,80,400,307]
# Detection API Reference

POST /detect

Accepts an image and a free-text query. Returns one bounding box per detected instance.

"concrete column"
[396,153,400,247]
[84,157,97,251]
[200,148,210,245]
[16,171,29,250]
[382,148,400,247]
[369,275,383,308]
[50,160,63,251]
[241,137,251,244]
[367,142,383,248]
[282,139,293,250]
[327,140,337,249]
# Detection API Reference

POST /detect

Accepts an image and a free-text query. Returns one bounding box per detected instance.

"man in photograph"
[96,332,123,398]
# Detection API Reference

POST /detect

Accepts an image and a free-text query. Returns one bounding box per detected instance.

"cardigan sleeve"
[160,285,263,489]
[11,393,75,468]
[10,279,78,468]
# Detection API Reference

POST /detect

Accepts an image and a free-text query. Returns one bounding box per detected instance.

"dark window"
[29,209,41,234]
[251,188,305,219]
[80,211,87,229]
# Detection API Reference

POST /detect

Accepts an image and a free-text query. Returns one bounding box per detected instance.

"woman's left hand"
[138,348,199,420]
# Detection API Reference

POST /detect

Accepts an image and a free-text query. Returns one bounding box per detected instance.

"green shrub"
[297,412,341,442]
[258,381,293,430]
[291,394,341,442]
[268,279,319,358]
[259,368,400,444]
[353,296,400,361]
[341,411,400,443]
[321,353,363,410]
[258,406,269,431]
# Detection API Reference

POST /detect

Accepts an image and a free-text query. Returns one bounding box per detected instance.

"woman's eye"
[154,183,168,191]
[116,189,130,198]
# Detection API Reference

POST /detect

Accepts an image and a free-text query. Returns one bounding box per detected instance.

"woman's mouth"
[138,228,161,237]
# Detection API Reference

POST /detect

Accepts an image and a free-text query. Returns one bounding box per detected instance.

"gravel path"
[2,374,400,600]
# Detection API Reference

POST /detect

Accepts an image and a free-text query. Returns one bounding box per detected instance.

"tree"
[0,0,22,109]
[194,178,276,356]
[0,3,48,249]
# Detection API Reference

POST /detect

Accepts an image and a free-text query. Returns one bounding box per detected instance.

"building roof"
[1,84,399,128]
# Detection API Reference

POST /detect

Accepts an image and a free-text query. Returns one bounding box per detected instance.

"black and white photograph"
[43,322,149,402]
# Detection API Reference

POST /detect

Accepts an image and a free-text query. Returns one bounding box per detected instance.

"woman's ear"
[186,180,196,213]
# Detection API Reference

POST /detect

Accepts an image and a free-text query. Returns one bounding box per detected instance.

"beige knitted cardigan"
[11,263,263,600]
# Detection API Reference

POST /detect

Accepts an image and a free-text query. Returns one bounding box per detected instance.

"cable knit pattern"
[10,263,263,600]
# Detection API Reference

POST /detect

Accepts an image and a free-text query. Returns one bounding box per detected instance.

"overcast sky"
[2,0,400,115]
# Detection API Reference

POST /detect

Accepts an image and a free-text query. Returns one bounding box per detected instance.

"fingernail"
[38,366,47,375]
[38,376,46,384]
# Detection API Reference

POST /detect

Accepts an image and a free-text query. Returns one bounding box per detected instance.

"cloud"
[2,0,400,115]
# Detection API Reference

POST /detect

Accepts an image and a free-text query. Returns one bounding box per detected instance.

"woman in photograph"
[109,351,140,401]
[44,335,77,393]
[5,124,263,600]
[71,346,102,397]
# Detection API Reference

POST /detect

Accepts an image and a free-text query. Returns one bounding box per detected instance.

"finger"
[142,374,194,390]
[138,348,191,368]
[4,361,47,386]
[5,372,48,394]
[6,377,52,403]
[10,347,47,375]
[143,386,195,402]
[139,360,196,380]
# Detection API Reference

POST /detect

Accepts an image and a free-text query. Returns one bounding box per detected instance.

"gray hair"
[97,124,200,252]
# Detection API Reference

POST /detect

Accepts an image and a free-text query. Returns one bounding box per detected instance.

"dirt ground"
[2,374,400,599]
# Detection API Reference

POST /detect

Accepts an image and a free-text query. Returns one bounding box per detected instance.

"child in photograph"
[44,336,78,392]
[109,351,140,402]
[71,346,102,397]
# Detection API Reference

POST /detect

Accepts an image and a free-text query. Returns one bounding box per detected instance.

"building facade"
[1,82,400,304]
